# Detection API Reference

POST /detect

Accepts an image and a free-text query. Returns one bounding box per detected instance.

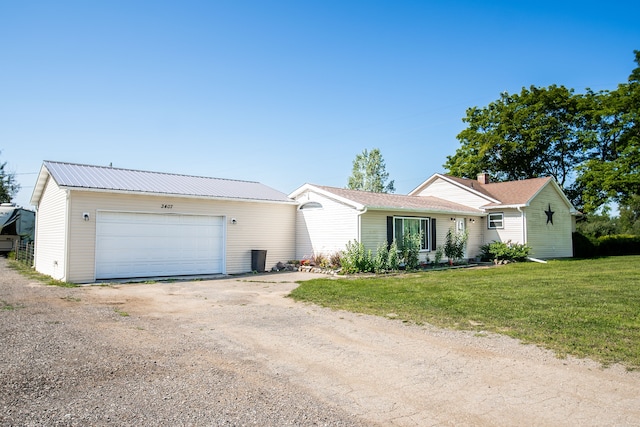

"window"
[393,217,430,251]
[488,213,504,229]
[299,201,323,210]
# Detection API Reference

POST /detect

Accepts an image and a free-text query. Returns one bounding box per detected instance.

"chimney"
[477,173,490,184]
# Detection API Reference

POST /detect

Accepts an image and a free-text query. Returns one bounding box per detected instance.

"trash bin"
[251,249,267,272]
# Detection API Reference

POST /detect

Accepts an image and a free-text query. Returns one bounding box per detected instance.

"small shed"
[30,161,296,283]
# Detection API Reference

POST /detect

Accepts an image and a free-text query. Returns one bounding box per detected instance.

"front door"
[456,218,466,259]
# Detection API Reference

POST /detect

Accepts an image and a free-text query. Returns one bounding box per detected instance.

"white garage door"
[96,211,224,279]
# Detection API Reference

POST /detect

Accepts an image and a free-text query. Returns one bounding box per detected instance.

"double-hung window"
[488,213,504,229]
[393,217,430,251]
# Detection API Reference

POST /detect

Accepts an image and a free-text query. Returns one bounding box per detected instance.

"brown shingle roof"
[315,185,483,214]
[441,175,552,206]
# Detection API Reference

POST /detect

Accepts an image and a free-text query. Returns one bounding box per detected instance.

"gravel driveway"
[1,257,639,426]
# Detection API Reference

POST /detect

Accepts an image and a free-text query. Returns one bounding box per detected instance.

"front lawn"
[289,256,640,369]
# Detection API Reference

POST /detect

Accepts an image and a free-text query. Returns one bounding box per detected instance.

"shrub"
[329,252,342,268]
[434,246,443,264]
[310,252,327,267]
[387,240,400,271]
[596,234,640,256]
[480,240,530,262]
[400,232,422,270]
[572,233,640,258]
[572,231,598,258]
[373,243,389,273]
[444,228,468,263]
[341,240,373,274]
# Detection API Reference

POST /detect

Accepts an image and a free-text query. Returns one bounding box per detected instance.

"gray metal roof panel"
[42,161,293,203]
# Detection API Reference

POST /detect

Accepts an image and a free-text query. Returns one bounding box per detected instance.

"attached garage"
[30,161,296,283]
[95,212,224,279]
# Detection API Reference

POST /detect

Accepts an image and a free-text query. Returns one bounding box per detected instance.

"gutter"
[58,186,298,205]
[365,206,484,216]
[32,204,38,269]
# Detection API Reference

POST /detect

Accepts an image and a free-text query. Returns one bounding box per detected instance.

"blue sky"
[1,1,639,208]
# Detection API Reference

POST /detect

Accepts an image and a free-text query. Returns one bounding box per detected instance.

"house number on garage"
[161,204,173,209]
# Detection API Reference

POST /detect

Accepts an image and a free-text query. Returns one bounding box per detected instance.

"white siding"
[484,209,525,245]
[360,211,484,262]
[61,191,295,283]
[413,177,491,209]
[359,210,390,253]
[34,177,68,280]
[465,217,484,259]
[294,191,358,259]
[525,185,573,258]
[434,215,483,262]
[481,186,573,258]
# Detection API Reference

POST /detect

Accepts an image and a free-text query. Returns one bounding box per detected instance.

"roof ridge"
[43,160,261,184]
[315,184,412,197]
[483,176,552,185]
[310,184,483,213]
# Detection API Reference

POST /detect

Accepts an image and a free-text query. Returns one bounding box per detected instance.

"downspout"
[517,206,527,244]
[32,205,38,269]
[357,207,368,242]
[64,189,71,282]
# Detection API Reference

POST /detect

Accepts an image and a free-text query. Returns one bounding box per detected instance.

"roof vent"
[477,173,490,185]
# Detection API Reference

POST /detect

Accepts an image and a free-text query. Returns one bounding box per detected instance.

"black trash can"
[251,249,267,272]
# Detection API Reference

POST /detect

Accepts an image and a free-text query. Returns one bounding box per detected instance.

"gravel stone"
[0,259,364,426]
[2,257,639,426]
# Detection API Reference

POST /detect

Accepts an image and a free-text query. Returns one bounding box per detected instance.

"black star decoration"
[545,204,555,225]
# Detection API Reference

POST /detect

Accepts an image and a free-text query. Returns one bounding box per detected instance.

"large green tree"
[445,85,583,190]
[0,151,20,203]
[347,148,395,193]
[445,51,640,214]
[576,51,640,213]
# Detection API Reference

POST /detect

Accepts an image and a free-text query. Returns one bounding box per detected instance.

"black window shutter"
[431,218,437,250]
[387,216,394,248]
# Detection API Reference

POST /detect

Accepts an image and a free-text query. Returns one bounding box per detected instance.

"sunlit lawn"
[289,256,640,369]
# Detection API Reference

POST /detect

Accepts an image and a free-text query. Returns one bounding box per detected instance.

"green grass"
[114,308,129,317]
[8,260,77,287]
[1,299,24,310]
[289,256,640,369]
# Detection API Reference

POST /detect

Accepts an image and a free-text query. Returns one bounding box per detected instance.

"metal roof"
[32,161,293,204]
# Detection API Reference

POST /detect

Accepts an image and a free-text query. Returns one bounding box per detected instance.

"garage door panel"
[96,212,224,279]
